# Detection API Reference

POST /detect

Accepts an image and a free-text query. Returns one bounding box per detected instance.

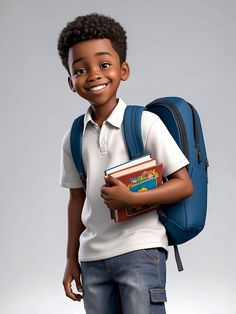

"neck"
[91,98,118,127]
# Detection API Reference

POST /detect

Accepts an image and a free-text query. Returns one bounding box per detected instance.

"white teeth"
[90,84,106,91]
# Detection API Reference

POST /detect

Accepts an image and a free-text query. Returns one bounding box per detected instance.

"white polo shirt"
[60,98,189,261]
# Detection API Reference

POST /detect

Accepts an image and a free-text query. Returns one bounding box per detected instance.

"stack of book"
[105,154,163,222]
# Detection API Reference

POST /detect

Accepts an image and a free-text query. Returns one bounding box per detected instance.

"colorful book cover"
[110,163,163,222]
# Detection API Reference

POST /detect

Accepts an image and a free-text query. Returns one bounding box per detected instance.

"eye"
[74,68,87,76]
[100,62,111,69]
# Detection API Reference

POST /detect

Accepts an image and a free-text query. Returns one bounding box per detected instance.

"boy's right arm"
[62,188,85,302]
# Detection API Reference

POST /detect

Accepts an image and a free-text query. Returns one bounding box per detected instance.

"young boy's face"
[67,38,129,109]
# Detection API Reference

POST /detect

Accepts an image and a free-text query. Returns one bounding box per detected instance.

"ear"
[120,62,130,81]
[68,76,76,92]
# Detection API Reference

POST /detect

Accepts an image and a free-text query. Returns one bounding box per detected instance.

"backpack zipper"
[188,103,202,163]
[155,100,189,159]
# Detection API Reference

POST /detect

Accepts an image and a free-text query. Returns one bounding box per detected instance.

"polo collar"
[83,98,127,134]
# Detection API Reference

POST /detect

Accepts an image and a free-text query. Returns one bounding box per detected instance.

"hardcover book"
[105,155,163,222]
[105,154,152,175]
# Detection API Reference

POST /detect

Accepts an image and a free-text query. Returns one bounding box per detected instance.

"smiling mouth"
[87,83,109,92]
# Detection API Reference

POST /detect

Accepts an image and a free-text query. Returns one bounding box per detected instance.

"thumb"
[75,277,83,293]
[105,175,120,187]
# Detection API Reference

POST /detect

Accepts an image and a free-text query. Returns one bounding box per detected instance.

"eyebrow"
[72,51,112,66]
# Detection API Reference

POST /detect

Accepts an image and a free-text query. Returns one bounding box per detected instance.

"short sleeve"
[60,130,83,188]
[141,111,189,177]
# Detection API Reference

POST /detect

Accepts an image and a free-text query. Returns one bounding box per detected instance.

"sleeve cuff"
[60,181,84,189]
[164,159,189,177]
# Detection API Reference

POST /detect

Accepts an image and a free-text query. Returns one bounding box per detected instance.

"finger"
[75,278,83,293]
[104,175,109,184]
[105,175,120,186]
[101,191,107,200]
[63,280,73,298]
[101,186,107,195]
[63,281,83,301]
[101,194,108,204]
[102,194,110,204]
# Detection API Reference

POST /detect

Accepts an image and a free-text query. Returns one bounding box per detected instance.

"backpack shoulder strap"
[70,114,86,188]
[123,105,146,159]
[70,105,145,188]
[124,104,184,271]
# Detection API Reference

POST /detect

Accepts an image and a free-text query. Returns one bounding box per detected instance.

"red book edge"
[110,163,163,222]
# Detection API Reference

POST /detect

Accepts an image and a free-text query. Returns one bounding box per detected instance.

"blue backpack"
[70,97,209,271]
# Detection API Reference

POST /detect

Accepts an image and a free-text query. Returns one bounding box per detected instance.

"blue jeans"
[80,248,167,314]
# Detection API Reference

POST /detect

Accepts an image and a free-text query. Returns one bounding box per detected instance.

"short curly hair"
[57,13,127,73]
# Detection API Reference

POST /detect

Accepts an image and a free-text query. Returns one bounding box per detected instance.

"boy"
[58,13,193,314]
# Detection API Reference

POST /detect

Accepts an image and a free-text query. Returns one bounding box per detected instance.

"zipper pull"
[205,158,209,183]
[196,144,202,163]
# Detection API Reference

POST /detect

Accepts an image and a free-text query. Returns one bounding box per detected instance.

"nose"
[87,69,102,82]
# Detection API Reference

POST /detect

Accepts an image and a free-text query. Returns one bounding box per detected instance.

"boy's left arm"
[101,167,193,211]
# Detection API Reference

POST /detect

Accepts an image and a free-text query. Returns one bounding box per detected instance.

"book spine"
[113,205,159,222]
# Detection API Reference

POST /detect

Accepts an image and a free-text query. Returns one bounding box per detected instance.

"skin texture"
[68,38,130,126]
[101,168,193,212]
[62,38,193,302]
[63,38,130,301]
[62,188,85,302]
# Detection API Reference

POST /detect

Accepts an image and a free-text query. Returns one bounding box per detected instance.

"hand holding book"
[102,175,135,212]
[101,155,163,222]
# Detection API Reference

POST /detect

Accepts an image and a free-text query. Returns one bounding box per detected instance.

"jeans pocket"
[149,288,167,303]
[141,248,160,263]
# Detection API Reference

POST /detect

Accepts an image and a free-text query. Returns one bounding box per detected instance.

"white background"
[0,0,235,313]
